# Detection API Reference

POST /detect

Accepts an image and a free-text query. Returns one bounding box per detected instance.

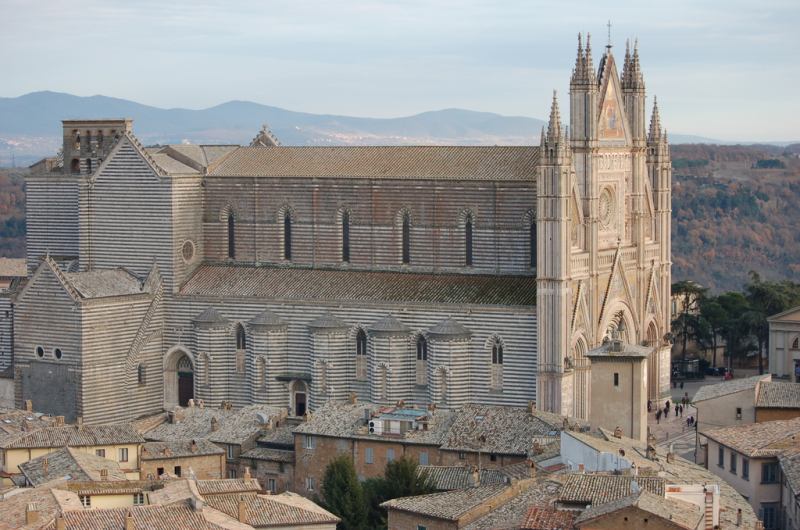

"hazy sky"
[1,0,797,141]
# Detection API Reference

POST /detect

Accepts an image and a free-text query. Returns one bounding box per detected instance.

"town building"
[768,306,800,382]
[139,439,225,480]
[702,417,800,529]
[755,381,800,422]
[18,446,127,486]
[0,419,143,485]
[0,258,26,378]
[291,401,569,494]
[779,449,800,530]
[15,35,673,426]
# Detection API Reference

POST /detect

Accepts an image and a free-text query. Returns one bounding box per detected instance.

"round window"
[54,348,63,360]
[181,240,196,263]
[599,188,616,230]
[35,346,44,358]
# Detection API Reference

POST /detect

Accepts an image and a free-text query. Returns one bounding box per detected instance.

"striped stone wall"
[25,174,80,272]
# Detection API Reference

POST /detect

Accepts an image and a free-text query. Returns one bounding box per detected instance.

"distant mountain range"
[0,90,741,166]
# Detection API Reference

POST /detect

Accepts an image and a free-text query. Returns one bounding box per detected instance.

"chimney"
[42,457,49,476]
[25,503,40,525]
[100,468,108,481]
[168,411,176,424]
[25,399,32,412]
[470,466,480,487]
[211,417,219,432]
[77,416,84,431]
[243,466,252,480]
[577,463,585,473]
[613,426,623,438]
[237,496,248,523]
[736,508,742,526]
[190,496,204,512]
[55,514,66,530]
[55,416,65,426]
[125,509,135,530]
[188,399,195,408]
[191,439,198,453]
[666,443,675,464]
[527,401,536,415]
[528,460,537,479]
[348,392,357,405]
[198,399,205,409]
[532,440,542,455]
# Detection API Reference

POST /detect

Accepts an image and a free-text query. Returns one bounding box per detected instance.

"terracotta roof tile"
[141,439,225,460]
[40,503,235,530]
[196,478,262,496]
[180,265,537,307]
[520,506,575,529]
[19,447,127,486]
[702,417,800,457]
[692,374,770,403]
[209,146,539,180]
[756,381,800,409]
[558,474,665,506]
[1,423,144,449]
[205,492,340,527]
[381,483,510,520]
[572,490,703,529]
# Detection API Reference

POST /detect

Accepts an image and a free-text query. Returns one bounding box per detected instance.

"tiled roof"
[692,374,771,403]
[428,318,472,338]
[205,492,340,527]
[248,309,287,328]
[0,258,26,277]
[40,503,236,530]
[196,478,262,496]
[418,465,507,490]
[573,490,703,529]
[256,423,296,447]
[308,312,348,329]
[0,407,55,445]
[1,422,144,449]
[19,446,126,486]
[381,483,510,521]
[180,265,537,307]
[194,307,230,324]
[61,479,158,496]
[558,474,665,505]
[208,146,539,180]
[756,381,800,409]
[590,429,759,528]
[779,449,800,496]
[520,506,575,530]
[62,268,144,299]
[239,447,296,464]
[702,417,800,457]
[144,405,284,446]
[440,404,563,455]
[369,314,410,333]
[0,481,65,529]
[141,439,225,460]
[463,479,563,530]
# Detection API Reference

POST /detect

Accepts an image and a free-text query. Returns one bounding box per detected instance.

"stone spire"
[622,39,645,90]
[250,123,281,147]
[571,33,585,83]
[648,96,662,142]
[585,33,596,84]
[547,91,563,139]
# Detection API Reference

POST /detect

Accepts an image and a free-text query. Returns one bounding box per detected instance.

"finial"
[606,20,612,50]
[648,96,662,142]
[547,91,562,139]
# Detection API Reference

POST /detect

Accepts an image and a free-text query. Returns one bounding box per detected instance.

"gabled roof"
[196,478,262,496]
[141,439,225,460]
[779,449,800,495]
[19,446,126,486]
[143,405,284,446]
[41,502,241,530]
[756,381,800,409]
[418,465,507,490]
[381,483,510,521]
[702,417,800,457]
[520,506,576,530]
[573,490,703,529]
[767,304,800,322]
[692,374,771,403]
[558,474,665,505]
[180,265,537,307]
[1,422,144,449]
[209,145,539,180]
[205,491,340,527]
[63,268,144,299]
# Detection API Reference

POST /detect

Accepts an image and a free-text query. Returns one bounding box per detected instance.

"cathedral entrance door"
[295,392,306,417]
[178,372,194,407]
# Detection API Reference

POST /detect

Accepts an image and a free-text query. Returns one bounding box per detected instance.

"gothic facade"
[14,36,671,424]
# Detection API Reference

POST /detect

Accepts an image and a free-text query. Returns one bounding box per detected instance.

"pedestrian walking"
[675,405,679,417]
[656,409,661,424]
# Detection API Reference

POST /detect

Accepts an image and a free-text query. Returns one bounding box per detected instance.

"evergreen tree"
[321,455,367,530]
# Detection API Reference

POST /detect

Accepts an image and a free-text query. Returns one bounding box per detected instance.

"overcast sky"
[1,0,797,141]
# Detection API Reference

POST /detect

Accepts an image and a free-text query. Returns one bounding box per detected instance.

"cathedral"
[14,34,672,425]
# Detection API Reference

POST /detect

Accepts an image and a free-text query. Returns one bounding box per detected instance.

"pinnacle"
[648,96,662,142]
[547,91,562,139]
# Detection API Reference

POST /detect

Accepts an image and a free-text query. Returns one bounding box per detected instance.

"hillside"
[671,144,800,291]
[1,143,798,292]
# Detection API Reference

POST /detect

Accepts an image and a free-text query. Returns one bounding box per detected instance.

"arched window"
[235,324,246,374]
[283,212,292,260]
[491,340,503,390]
[355,329,367,380]
[342,211,350,263]
[74,132,81,150]
[227,212,236,259]
[137,363,146,385]
[530,221,537,269]
[416,336,428,386]
[401,212,411,265]
[465,214,473,266]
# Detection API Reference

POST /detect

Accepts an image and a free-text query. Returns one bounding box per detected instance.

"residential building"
[755,381,800,422]
[140,439,225,480]
[768,306,800,382]
[780,450,800,530]
[0,420,143,484]
[702,417,800,529]
[292,401,569,494]
[572,490,704,529]
[18,446,127,486]
[17,35,673,427]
